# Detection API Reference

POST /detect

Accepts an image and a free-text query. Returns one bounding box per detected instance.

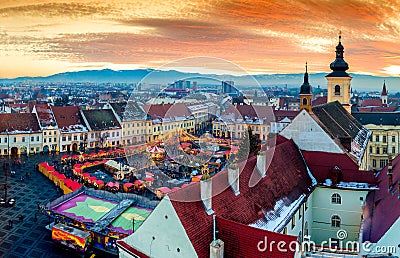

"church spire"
[300,62,311,94]
[300,62,312,113]
[327,32,349,77]
[382,80,388,96]
[381,80,388,106]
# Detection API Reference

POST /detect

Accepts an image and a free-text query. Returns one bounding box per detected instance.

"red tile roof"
[143,103,192,119]
[116,240,149,258]
[362,155,400,243]
[356,106,397,112]
[301,150,377,185]
[169,139,313,257]
[359,99,382,107]
[34,104,57,127]
[312,96,327,106]
[0,113,41,133]
[235,105,275,121]
[217,217,297,258]
[51,106,86,131]
[273,110,300,121]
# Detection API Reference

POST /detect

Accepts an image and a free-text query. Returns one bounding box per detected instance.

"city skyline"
[1,0,400,78]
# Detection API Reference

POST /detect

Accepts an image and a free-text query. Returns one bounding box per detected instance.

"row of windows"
[213,125,267,132]
[373,135,396,143]
[372,159,388,168]
[124,129,145,136]
[2,147,41,155]
[89,132,120,139]
[0,136,40,143]
[123,122,146,128]
[369,146,396,155]
[43,138,57,143]
[43,131,57,136]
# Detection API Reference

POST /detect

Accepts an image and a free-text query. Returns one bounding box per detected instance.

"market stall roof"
[105,160,121,170]
[52,193,118,223]
[149,146,164,154]
[157,187,171,194]
[109,207,152,234]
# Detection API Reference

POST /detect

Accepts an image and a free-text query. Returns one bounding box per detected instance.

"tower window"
[331,215,341,228]
[302,98,308,105]
[331,193,341,204]
[334,85,341,95]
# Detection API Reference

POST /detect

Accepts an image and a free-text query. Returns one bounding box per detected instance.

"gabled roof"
[113,101,147,121]
[0,113,41,133]
[311,101,370,163]
[362,155,400,243]
[301,150,377,185]
[353,112,400,126]
[168,139,313,257]
[359,99,383,107]
[312,101,364,139]
[217,217,297,258]
[236,105,275,121]
[273,110,300,121]
[142,103,192,119]
[109,102,127,119]
[34,104,57,128]
[51,106,88,133]
[82,109,121,131]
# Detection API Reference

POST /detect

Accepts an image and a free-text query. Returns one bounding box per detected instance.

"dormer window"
[334,85,341,95]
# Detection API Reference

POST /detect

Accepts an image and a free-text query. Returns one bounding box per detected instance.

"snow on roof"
[250,194,306,232]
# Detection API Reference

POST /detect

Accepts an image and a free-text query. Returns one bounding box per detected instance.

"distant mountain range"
[0,68,398,92]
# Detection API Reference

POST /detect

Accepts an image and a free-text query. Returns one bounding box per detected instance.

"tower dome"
[327,34,350,77]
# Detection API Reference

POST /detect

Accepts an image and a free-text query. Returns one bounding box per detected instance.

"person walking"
[34,213,37,222]
[8,219,13,228]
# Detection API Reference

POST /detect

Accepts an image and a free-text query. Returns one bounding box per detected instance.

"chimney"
[388,156,393,190]
[257,151,266,177]
[201,178,214,215]
[210,215,224,258]
[228,163,240,195]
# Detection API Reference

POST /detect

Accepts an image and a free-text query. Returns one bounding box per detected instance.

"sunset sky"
[1,0,400,78]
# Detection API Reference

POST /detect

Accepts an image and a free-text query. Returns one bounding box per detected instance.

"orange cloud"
[0,0,399,78]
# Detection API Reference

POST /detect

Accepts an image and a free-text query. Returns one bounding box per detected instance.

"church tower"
[326,33,352,113]
[381,80,388,106]
[300,62,312,113]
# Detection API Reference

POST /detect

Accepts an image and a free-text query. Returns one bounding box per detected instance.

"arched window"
[334,85,341,95]
[302,98,308,105]
[331,193,342,204]
[331,215,341,227]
